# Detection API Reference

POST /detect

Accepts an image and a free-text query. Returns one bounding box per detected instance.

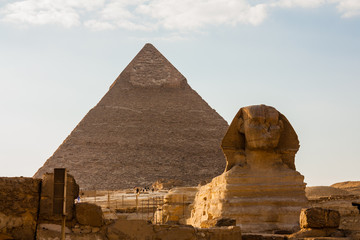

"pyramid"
[34,43,228,190]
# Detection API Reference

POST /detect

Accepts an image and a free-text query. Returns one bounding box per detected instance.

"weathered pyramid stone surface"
[34,43,228,190]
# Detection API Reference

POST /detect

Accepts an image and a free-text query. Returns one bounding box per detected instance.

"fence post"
[183,194,185,217]
[122,195,124,209]
[136,194,138,211]
[161,196,164,224]
[147,198,149,220]
[154,197,157,224]
[141,199,144,220]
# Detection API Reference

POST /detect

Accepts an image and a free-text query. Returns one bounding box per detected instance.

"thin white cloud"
[272,0,327,8]
[0,0,105,28]
[0,0,359,31]
[85,0,156,31]
[272,0,360,18]
[1,1,79,27]
[333,0,360,18]
[136,0,267,31]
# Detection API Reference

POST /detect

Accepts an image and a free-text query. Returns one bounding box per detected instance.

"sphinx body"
[188,105,308,233]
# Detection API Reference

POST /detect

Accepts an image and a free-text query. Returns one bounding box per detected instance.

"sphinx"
[188,105,308,233]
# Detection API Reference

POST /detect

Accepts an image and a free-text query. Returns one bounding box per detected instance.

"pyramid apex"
[113,43,187,88]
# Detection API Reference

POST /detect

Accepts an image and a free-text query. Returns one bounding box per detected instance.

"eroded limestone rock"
[289,208,343,239]
[300,207,340,229]
[36,226,106,240]
[0,177,41,240]
[75,203,104,227]
[155,187,198,224]
[188,105,308,233]
[200,218,236,228]
[307,192,360,235]
[106,219,241,240]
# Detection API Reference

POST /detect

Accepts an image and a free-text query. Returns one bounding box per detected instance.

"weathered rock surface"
[37,225,106,240]
[288,207,345,239]
[75,203,103,227]
[288,228,344,240]
[106,219,242,240]
[200,218,237,228]
[300,208,340,229]
[188,105,308,233]
[308,193,360,235]
[34,43,228,190]
[39,173,79,221]
[242,233,288,240]
[155,187,199,224]
[0,177,41,240]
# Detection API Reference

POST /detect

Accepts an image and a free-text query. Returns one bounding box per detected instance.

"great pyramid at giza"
[34,43,228,190]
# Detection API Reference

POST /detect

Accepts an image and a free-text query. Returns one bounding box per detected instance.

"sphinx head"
[221,104,300,171]
[238,105,283,150]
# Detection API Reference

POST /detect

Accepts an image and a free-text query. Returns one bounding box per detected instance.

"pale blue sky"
[0,0,359,186]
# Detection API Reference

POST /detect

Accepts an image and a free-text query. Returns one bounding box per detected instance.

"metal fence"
[81,191,166,222]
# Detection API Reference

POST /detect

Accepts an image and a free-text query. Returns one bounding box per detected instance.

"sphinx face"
[239,105,283,150]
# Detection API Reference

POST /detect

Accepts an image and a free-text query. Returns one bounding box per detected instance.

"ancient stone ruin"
[289,207,343,238]
[34,43,228,190]
[306,181,360,239]
[0,177,41,240]
[188,105,308,233]
[0,174,242,240]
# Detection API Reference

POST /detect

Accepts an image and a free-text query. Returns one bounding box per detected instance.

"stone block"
[76,203,103,227]
[242,233,287,240]
[288,228,341,239]
[200,218,236,228]
[37,227,107,240]
[0,177,41,240]
[153,225,196,240]
[300,208,340,229]
[106,219,241,240]
[197,226,242,240]
[39,173,79,221]
[106,219,153,240]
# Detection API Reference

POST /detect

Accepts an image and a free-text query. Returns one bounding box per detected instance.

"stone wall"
[0,173,78,240]
[106,219,242,240]
[0,175,242,240]
[0,177,41,240]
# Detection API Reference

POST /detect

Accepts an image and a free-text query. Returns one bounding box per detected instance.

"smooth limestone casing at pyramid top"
[188,105,308,233]
[34,43,228,190]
